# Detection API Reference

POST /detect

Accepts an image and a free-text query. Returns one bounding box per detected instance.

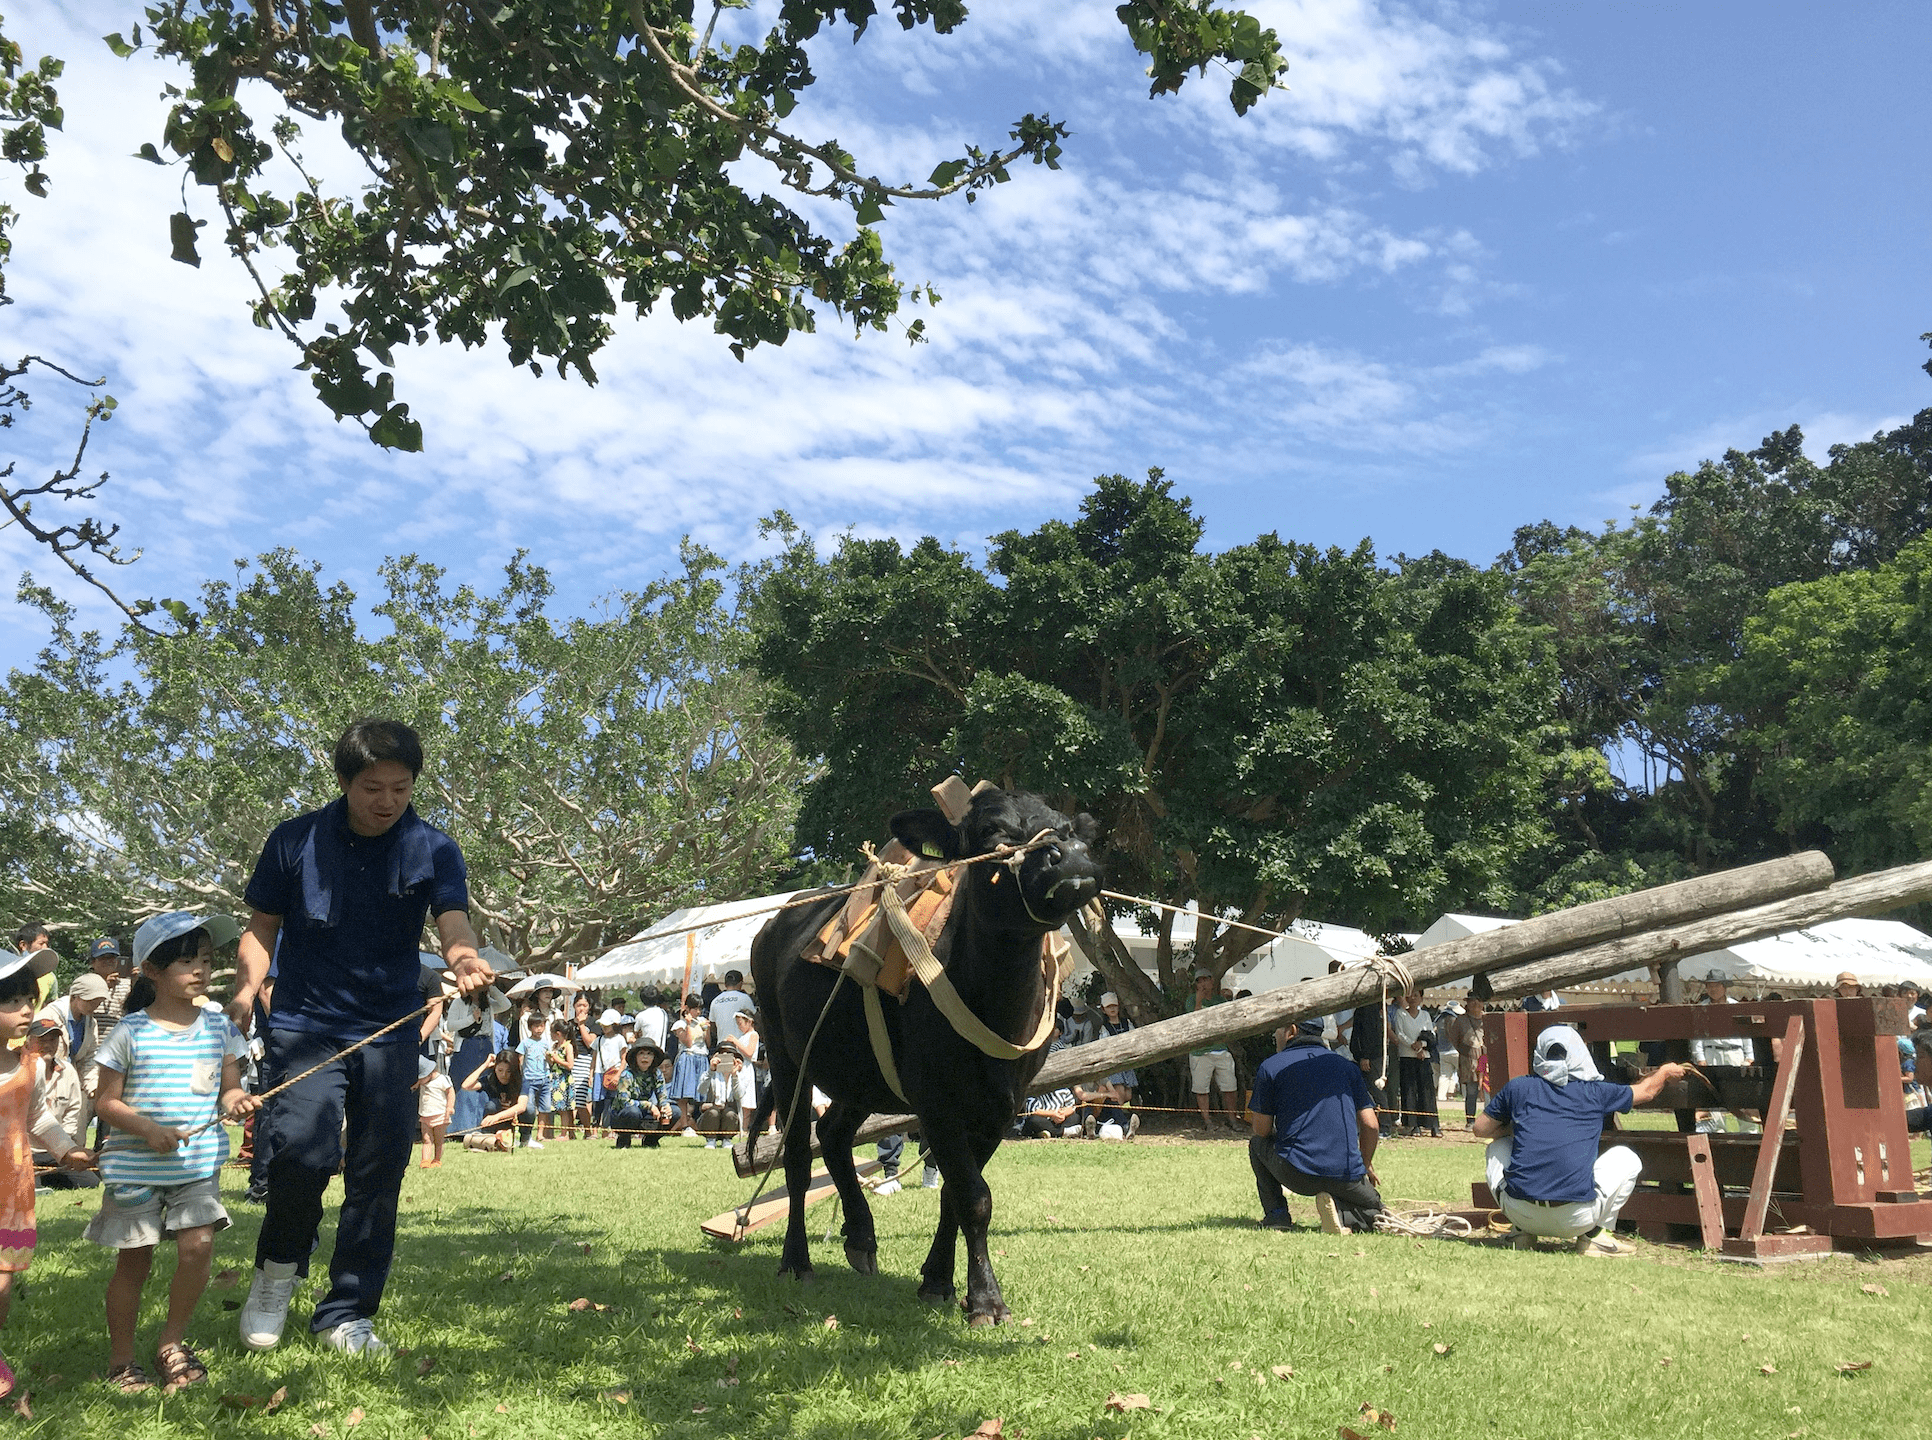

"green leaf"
[928,159,966,187]
[369,403,423,451]
[102,32,138,58]
[134,142,166,165]
[852,193,886,226]
[168,211,203,267]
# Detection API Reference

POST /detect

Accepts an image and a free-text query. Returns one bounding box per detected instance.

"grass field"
[9,1124,1931,1439]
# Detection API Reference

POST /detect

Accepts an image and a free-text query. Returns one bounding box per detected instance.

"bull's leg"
[770,1058,816,1282]
[918,1121,987,1308]
[957,1128,1010,1327]
[817,1102,879,1275]
[917,1183,960,1307]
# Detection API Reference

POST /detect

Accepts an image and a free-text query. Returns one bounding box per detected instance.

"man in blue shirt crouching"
[1247,1018,1383,1234]
[1474,1024,1685,1256]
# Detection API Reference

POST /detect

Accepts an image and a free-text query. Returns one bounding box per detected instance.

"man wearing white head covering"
[1474,1025,1686,1255]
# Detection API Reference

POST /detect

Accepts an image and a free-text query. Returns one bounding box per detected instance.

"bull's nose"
[1045,872,1100,907]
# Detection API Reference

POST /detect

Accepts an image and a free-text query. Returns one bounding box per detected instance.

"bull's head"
[890,788,1104,933]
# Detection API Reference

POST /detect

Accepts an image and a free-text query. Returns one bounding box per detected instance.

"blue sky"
[3,1,1927,671]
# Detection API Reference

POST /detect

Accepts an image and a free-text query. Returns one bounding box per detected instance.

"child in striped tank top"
[90,914,252,1393]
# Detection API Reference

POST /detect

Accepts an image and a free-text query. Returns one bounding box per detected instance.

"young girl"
[0,950,94,1401]
[416,1057,454,1167]
[91,913,250,1393]
[592,1009,626,1137]
[732,1009,763,1138]
[546,1020,575,1140]
[668,994,710,1137]
[461,1051,525,1152]
[567,996,597,1139]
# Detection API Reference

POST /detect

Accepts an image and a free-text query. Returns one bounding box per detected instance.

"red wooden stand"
[1470,998,1932,1259]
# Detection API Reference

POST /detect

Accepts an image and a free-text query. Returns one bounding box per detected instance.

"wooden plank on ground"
[701,1158,883,1242]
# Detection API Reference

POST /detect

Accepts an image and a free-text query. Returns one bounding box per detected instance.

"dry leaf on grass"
[1660,1357,1673,1368]
[1861,1283,1889,1297]
[1104,1393,1152,1413]
[602,1390,631,1404]
[1339,1429,1371,1440]
[579,1243,592,1255]
[1271,1365,1295,1380]
[494,1403,511,1414]
[823,1315,839,1331]
[1019,1318,1034,1327]
[1066,1351,1083,1360]
[568,1297,591,1312]
[1835,1361,1873,1374]
[266,1387,288,1414]
[496,1270,515,1283]
[1432,1343,1452,1357]
[213,1268,240,1289]
[308,1426,328,1438]
[416,1356,436,1376]
[1760,1364,1778,1375]
[11,1395,31,1421]
[1358,1402,1396,1430]
[692,1402,709,1414]
[346,1407,366,1427]
[971,1421,1004,1438]
[219,1393,261,1410]
[1228,1361,1242,1371]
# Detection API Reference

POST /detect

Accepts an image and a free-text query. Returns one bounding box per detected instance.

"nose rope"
[1004,829,1064,927]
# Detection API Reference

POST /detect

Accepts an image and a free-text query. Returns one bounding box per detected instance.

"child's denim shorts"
[84,1175,230,1249]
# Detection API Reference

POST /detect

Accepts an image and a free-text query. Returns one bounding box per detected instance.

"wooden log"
[734,849,1838,1175]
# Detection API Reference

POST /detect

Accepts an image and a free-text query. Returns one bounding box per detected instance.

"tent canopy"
[572,891,802,993]
[1683,917,1932,990]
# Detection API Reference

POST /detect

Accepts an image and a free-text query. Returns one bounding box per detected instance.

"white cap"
[0,946,58,985]
[133,912,242,968]
[1099,992,1119,1006]
[599,1008,621,1026]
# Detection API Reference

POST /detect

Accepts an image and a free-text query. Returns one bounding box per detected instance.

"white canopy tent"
[1682,917,1932,991]
[572,891,802,994]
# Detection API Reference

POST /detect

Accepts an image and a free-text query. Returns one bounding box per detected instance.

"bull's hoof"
[777,1262,816,1285]
[844,1244,879,1275]
[917,1281,956,1306]
[965,1305,1009,1328]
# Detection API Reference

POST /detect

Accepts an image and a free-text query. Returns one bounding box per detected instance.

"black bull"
[747,789,1104,1325]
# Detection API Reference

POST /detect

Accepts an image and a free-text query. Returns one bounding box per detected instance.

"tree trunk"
[737,848,1850,1174]
[1065,909,1162,1024]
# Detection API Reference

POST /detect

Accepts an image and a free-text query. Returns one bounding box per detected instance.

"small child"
[90,913,251,1392]
[0,948,95,1401]
[415,1057,454,1167]
[515,1012,552,1149]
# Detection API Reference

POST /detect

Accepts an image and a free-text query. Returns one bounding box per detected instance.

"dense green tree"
[1726,533,1932,878]
[746,472,1563,1017]
[1,544,806,964]
[97,0,1286,449]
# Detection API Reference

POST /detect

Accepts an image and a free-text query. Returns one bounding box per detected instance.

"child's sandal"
[106,1362,153,1393]
[154,1342,208,1390]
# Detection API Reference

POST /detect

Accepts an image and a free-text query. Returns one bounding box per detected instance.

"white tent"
[1227,919,1385,993]
[572,891,802,993]
[1413,911,1651,993]
[1683,917,1932,991]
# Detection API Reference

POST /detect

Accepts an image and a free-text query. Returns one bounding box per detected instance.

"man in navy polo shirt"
[1475,1024,1684,1256]
[1247,1018,1384,1234]
[226,720,493,1355]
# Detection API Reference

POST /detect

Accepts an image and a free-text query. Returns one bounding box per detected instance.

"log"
[734,848,1837,1175]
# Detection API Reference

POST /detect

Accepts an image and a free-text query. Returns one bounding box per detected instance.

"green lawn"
[10,1126,1930,1439]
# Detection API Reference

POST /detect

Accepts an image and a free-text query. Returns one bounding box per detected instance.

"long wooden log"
[734,849,1836,1175]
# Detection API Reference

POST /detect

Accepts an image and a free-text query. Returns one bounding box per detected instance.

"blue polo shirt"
[1249,1041,1376,1181]
[245,799,468,1043]
[1484,1075,1634,1204]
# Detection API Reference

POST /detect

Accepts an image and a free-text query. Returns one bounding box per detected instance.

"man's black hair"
[12,920,48,950]
[0,967,38,1005]
[333,718,425,783]
[724,969,743,985]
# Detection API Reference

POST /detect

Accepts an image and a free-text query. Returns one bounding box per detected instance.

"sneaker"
[1510,1231,1536,1251]
[1260,1208,1293,1230]
[1081,1114,1098,1139]
[1576,1231,1632,1257]
[239,1260,302,1351]
[705,1139,718,1149]
[318,1318,390,1356]
[1126,1113,1140,1139]
[241,1181,269,1204]
[525,1138,544,1150]
[1315,1192,1349,1236]
[681,1126,699,1139]
[874,1178,903,1196]
[921,1164,941,1189]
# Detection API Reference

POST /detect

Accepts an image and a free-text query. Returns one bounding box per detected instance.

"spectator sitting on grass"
[1018,1042,1082,1139]
[696,1043,751,1148]
[610,1041,674,1149]
[1248,1018,1382,1234]
[461,1051,525,1152]
[1474,1025,1686,1257]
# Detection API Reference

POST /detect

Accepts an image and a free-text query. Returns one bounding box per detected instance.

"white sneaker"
[921,1165,940,1189]
[874,1178,903,1196]
[705,1139,718,1149]
[682,1126,699,1139]
[1126,1113,1140,1139]
[526,1138,545,1149]
[1575,1231,1632,1257]
[318,1318,390,1355]
[239,1260,302,1351]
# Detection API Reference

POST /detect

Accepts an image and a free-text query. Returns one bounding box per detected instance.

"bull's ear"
[889,808,961,861]
[1072,812,1100,846]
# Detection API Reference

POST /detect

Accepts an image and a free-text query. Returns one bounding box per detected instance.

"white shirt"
[636,1006,670,1051]
[1692,995,1754,1067]
[1390,1006,1434,1055]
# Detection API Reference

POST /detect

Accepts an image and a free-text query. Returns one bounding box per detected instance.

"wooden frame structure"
[1472,998,1932,1259]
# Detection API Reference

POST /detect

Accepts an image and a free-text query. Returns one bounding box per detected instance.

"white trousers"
[1487,1137,1643,1239]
